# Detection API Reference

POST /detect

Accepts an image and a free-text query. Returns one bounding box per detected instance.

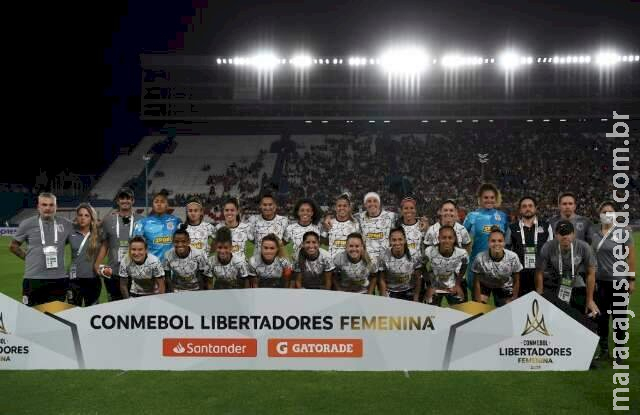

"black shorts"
[69,278,102,307]
[479,284,512,307]
[388,289,415,301]
[22,278,70,307]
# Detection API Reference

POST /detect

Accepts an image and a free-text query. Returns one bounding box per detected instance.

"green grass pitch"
[0,235,638,414]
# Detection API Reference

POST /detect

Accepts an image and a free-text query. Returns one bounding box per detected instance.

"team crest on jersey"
[56,224,65,233]
[167,222,175,230]
[494,212,501,221]
[576,222,584,231]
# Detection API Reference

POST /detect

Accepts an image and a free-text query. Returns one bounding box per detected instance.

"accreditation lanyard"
[519,219,538,247]
[77,232,90,256]
[39,217,58,245]
[558,242,575,279]
[557,242,576,304]
[595,226,615,253]
[116,214,134,239]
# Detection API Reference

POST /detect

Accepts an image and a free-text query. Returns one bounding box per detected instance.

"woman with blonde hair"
[69,203,102,306]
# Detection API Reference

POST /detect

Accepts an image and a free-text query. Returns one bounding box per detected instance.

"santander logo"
[172,343,186,354]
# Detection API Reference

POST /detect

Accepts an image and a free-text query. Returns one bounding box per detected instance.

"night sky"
[2,0,638,185]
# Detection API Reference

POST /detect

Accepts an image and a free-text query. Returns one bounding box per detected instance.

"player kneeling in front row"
[207,226,250,289]
[472,226,523,307]
[378,227,422,301]
[423,225,469,306]
[332,233,378,295]
[117,236,166,298]
[163,225,209,292]
[294,231,335,289]
[247,233,293,288]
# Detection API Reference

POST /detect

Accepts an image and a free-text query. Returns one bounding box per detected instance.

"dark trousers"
[69,278,102,307]
[102,276,124,301]
[519,269,536,297]
[596,280,629,352]
[22,278,70,307]
[542,287,597,333]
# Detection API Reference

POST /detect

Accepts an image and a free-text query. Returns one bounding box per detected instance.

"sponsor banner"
[0,293,79,369]
[0,228,17,237]
[0,290,598,371]
[446,292,599,371]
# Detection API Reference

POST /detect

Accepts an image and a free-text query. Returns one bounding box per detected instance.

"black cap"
[556,220,574,236]
[116,187,134,199]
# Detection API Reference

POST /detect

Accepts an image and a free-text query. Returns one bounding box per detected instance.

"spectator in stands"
[9,193,73,307]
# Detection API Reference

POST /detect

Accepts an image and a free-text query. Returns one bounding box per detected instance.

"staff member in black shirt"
[506,196,553,296]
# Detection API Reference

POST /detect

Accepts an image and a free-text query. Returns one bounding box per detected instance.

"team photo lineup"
[9,178,636,361]
[2,0,640,413]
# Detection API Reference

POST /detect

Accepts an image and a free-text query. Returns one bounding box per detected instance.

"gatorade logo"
[268,339,363,358]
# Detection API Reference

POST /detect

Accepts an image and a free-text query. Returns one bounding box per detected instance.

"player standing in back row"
[463,183,509,295]
[248,193,289,258]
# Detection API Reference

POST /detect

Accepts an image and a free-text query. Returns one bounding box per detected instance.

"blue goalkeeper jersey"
[133,213,181,260]
[463,208,509,258]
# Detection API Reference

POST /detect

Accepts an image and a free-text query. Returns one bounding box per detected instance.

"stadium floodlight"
[421,120,429,123]
[596,52,620,67]
[490,58,495,63]
[456,120,463,123]
[321,120,328,124]
[313,59,318,64]
[216,58,222,64]
[635,56,639,62]
[442,54,462,68]
[622,55,629,62]
[379,47,429,75]
[440,120,447,123]
[222,58,227,64]
[369,120,376,123]
[601,118,608,122]
[472,119,479,123]
[384,120,391,123]
[543,119,550,122]
[339,59,343,64]
[305,120,312,124]
[248,53,280,70]
[291,55,313,68]
[526,119,533,122]
[488,119,494,123]
[560,119,567,122]
[499,51,522,70]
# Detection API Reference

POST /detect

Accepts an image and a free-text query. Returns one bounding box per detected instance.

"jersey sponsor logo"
[334,240,347,247]
[163,338,257,357]
[482,225,493,233]
[154,236,172,244]
[232,245,241,252]
[268,338,363,358]
[408,243,417,250]
[366,232,384,240]
[191,242,204,250]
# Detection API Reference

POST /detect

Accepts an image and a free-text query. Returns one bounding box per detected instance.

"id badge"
[118,246,128,263]
[69,264,78,280]
[558,277,573,303]
[43,246,59,269]
[524,247,536,269]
